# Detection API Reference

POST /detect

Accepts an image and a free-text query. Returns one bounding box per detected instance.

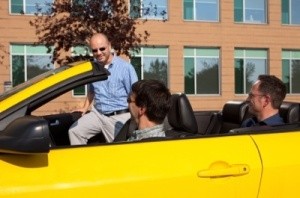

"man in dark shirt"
[241,75,287,127]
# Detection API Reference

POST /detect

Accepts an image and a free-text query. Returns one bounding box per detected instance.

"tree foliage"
[29,0,154,65]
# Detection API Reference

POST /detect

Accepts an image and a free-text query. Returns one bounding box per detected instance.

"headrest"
[222,101,249,124]
[167,93,198,134]
[279,102,299,123]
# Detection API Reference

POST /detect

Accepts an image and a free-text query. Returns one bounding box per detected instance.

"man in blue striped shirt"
[69,33,138,145]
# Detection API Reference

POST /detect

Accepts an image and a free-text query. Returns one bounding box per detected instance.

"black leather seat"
[206,100,300,135]
[205,101,249,134]
[279,101,299,123]
[165,93,198,137]
[114,93,198,142]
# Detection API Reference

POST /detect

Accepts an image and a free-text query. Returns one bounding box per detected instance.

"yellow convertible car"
[0,61,300,197]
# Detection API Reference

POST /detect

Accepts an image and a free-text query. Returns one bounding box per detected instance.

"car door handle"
[197,161,249,178]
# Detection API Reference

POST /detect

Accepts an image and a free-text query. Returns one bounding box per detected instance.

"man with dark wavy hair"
[127,79,171,141]
[242,74,287,127]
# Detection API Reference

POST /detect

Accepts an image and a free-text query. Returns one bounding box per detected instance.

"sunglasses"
[92,47,106,53]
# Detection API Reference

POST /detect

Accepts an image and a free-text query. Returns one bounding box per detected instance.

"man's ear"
[138,106,146,116]
[264,94,271,107]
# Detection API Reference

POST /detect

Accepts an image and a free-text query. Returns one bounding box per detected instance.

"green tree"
[30,0,166,65]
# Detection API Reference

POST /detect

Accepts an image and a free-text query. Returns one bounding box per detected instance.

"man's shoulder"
[112,56,131,65]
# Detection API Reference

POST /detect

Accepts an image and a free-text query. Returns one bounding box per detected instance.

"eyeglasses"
[92,47,106,53]
[127,97,136,103]
[248,92,265,98]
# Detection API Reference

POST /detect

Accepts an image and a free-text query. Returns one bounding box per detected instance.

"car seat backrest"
[279,101,300,123]
[114,93,198,141]
[165,93,199,137]
[220,100,249,133]
[205,101,248,134]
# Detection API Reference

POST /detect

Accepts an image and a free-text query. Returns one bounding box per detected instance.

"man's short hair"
[258,75,287,109]
[131,79,171,124]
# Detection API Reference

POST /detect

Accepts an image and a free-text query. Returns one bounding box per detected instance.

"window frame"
[234,48,268,95]
[183,47,221,95]
[130,46,169,87]
[234,0,267,24]
[282,50,300,94]
[129,0,168,20]
[10,44,54,87]
[183,0,220,22]
[10,0,53,15]
[282,0,300,25]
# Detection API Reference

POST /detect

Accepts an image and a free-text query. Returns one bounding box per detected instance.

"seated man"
[242,74,287,127]
[126,79,171,141]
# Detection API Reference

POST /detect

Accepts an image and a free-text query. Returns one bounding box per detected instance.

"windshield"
[0,66,70,101]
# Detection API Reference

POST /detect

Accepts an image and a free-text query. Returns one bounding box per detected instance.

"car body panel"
[0,135,261,197]
[251,131,300,198]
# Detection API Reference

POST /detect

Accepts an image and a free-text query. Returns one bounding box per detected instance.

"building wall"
[1,0,300,113]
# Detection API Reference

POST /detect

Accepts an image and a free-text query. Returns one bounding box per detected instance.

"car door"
[251,131,300,198]
[0,134,262,198]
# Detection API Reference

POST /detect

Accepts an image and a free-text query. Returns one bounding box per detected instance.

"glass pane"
[195,0,218,21]
[130,0,141,18]
[27,45,51,54]
[73,85,86,96]
[196,48,219,56]
[281,0,289,24]
[11,44,25,54]
[291,60,300,93]
[131,56,142,80]
[72,46,91,56]
[291,0,300,24]
[245,49,267,58]
[11,0,23,13]
[282,50,291,59]
[245,59,267,92]
[142,0,167,19]
[184,0,194,20]
[26,0,52,14]
[282,59,290,93]
[184,58,195,94]
[235,59,244,94]
[245,0,266,23]
[143,57,168,86]
[234,0,243,22]
[26,55,53,80]
[196,57,219,94]
[184,48,195,56]
[12,55,25,86]
[143,47,167,56]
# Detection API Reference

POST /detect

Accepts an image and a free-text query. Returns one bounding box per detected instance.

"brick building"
[1,0,300,114]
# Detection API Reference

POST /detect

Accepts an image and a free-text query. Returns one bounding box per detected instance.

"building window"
[282,50,300,94]
[282,0,300,25]
[130,47,168,86]
[10,0,53,14]
[184,0,219,21]
[11,44,54,87]
[234,49,268,94]
[234,0,267,23]
[130,0,168,20]
[184,48,220,95]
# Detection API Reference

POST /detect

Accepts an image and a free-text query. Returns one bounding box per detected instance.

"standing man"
[241,74,287,127]
[69,33,138,145]
[127,79,171,141]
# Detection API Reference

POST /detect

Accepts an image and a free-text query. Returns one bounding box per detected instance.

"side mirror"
[0,116,50,154]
